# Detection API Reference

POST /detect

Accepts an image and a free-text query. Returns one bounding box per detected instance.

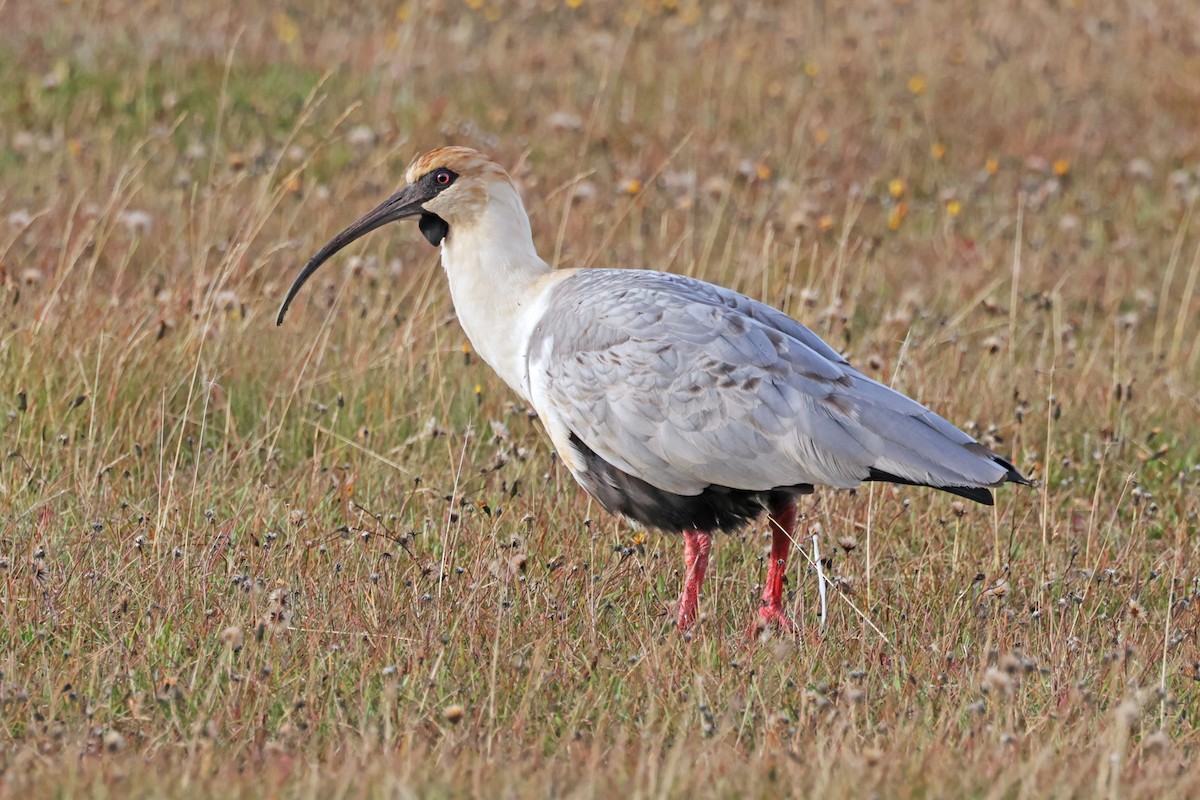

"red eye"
[435,170,451,185]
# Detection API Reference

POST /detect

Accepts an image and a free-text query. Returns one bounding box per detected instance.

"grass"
[2,0,1199,796]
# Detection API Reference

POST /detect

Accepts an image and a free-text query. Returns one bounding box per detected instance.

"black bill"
[276,182,431,325]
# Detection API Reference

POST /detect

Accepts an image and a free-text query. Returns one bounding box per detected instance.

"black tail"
[867,455,1030,507]
[990,454,1033,486]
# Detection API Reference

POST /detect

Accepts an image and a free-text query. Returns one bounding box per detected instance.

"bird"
[277,146,1029,635]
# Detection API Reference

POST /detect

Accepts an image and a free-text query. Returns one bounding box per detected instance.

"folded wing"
[527,269,1021,501]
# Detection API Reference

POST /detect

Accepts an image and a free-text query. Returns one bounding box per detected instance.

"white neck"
[439,180,556,403]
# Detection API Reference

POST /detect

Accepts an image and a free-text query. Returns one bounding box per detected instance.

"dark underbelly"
[568,433,812,533]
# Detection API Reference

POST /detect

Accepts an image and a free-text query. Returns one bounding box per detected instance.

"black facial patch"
[419,212,449,246]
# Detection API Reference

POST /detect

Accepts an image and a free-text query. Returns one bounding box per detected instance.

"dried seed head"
[983,579,1010,600]
[982,667,1015,696]
[1125,158,1154,182]
[117,209,153,237]
[821,303,847,324]
[862,747,883,767]
[214,290,241,311]
[346,125,377,148]
[546,111,583,132]
[998,652,1023,675]
[262,588,294,636]
[1115,698,1142,731]
[202,719,220,740]
[1142,729,1170,756]
[838,535,859,553]
[220,626,244,651]
[102,729,126,752]
[577,183,607,211]
[1128,597,1144,618]
[702,175,730,198]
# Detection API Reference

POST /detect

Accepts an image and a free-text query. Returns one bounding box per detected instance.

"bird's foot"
[747,604,796,639]
[676,601,699,632]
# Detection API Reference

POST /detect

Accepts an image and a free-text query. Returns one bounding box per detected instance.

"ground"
[1,1,1199,797]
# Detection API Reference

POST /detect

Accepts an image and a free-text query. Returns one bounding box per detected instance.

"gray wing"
[527,269,1011,497]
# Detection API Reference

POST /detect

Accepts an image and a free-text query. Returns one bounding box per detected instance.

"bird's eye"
[435,170,452,186]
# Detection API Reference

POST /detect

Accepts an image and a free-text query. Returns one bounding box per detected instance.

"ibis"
[278,147,1028,634]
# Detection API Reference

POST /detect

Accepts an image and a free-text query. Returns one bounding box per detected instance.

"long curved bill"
[276,183,429,325]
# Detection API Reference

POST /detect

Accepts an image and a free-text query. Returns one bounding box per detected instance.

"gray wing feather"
[529,269,1007,497]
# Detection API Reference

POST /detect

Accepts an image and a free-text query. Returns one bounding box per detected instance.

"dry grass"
[2,0,1199,796]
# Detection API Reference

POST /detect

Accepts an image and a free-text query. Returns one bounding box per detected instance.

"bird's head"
[276,146,511,325]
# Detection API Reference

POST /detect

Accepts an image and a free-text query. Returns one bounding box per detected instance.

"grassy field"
[2,0,1199,796]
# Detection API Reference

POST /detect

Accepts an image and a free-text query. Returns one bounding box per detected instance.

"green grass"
[2,0,1199,796]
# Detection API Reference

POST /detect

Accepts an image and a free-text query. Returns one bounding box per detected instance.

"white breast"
[443,266,573,404]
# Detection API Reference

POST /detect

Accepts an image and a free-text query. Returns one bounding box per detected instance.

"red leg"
[751,500,798,635]
[677,530,713,631]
